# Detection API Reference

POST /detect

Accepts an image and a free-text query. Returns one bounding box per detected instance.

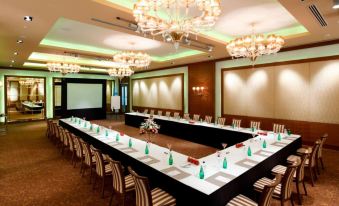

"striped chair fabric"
[128,166,176,206]
[193,114,200,121]
[273,124,285,133]
[250,121,261,130]
[143,109,149,114]
[108,158,135,206]
[91,146,112,177]
[46,120,52,138]
[271,153,309,204]
[217,117,226,126]
[317,134,327,170]
[80,139,96,182]
[150,110,155,115]
[173,112,180,119]
[183,113,190,120]
[205,115,213,124]
[232,119,241,128]
[254,160,299,205]
[73,135,83,162]
[292,141,321,186]
[165,111,171,117]
[68,133,76,153]
[227,174,281,206]
[157,110,163,116]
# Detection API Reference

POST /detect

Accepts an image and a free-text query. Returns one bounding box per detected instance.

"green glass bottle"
[145,143,149,155]
[287,129,291,136]
[96,126,100,134]
[232,123,235,129]
[278,133,282,141]
[90,124,93,131]
[128,138,132,148]
[84,122,87,128]
[263,140,267,148]
[168,153,173,165]
[251,127,254,132]
[105,130,108,137]
[247,146,252,156]
[199,165,205,179]
[116,133,120,142]
[223,157,227,169]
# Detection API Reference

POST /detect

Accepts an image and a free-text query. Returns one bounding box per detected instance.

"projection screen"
[67,83,103,110]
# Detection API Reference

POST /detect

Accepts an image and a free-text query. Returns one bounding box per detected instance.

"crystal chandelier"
[133,0,221,49]
[47,62,81,75]
[113,51,151,69]
[108,67,134,79]
[226,31,284,62]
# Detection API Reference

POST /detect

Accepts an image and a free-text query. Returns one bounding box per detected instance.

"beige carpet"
[0,120,338,206]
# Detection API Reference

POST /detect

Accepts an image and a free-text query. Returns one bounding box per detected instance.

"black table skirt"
[60,120,301,206]
[125,114,254,149]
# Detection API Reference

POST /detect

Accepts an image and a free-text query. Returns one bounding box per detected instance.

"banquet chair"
[54,124,63,147]
[205,115,212,124]
[193,114,200,121]
[80,139,96,183]
[157,110,163,116]
[108,158,135,206]
[273,124,285,134]
[227,174,281,206]
[165,111,171,117]
[91,146,112,198]
[173,112,180,119]
[183,113,190,120]
[250,121,261,130]
[143,109,149,114]
[66,132,76,163]
[59,127,69,154]
[46,119,53,139]
[128,166,176,206]
[232,119,241,128]
[292,140,321,187]
[73,135,84,169]
[217,117,226,126]
[50,122,58,143]
[271,153,309,204]
[150,110,155,115]
[254,159,300,206]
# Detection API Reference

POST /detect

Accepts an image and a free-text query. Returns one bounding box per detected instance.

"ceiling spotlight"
[11,60,15,63]
[207,45,214,52]
[24,16,33,21]
[333,0,339,9]
[14,52,18,55]
[16,39,23,44]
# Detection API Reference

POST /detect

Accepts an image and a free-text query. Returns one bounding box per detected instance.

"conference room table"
[60,117,301,206]
[125,112,254,148]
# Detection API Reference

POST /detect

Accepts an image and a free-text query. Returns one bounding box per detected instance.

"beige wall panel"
[309,60,339,124]
[274,63,310,121]
[246,68,275,118]
[223,70,248,115]
[132,75,183,110]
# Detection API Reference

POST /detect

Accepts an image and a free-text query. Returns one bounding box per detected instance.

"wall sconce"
[192,86,207,96]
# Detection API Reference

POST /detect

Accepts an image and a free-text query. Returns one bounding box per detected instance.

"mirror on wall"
[5,76,46,122]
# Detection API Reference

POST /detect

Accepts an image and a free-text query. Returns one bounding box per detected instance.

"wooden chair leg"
[320,157,325,170]
[296,181,302,205]
[109,191,114,206]
[309,168,315,187]
[102,177,105,198]
[313,167,318,180]
[316,159,320,175]
[290,194,295,206]
[93,175,97,190]
[302,180,308,195]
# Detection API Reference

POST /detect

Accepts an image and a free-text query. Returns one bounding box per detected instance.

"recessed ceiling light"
[11,60,15,63]
[24,16,33,21]
[14,52,18,55]
[333,0,339,9]
[16,39,23,44]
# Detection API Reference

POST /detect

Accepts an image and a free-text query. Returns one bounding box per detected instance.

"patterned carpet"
[0,120,338,206]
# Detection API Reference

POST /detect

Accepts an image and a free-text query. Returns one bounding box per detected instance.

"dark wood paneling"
[222,114,339,150]
[188,61,215,119]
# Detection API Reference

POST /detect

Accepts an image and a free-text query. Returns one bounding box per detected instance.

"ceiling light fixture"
[133,0,221,50]
[14,52,18,55]
[24,16,33,21]
[333,0,339,9]
[11,60,15,63]
[113,51,151,69]
[226,25,284,63]
[16,39,23,44]
[108,67,134,79]
[47,62,81,75]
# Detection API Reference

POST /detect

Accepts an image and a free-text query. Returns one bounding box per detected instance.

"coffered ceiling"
[0,0,338,73]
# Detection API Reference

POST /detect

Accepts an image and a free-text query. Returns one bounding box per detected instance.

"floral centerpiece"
[140,115,160,142]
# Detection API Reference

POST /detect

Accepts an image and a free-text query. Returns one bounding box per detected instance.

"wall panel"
[132,74,183,112]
